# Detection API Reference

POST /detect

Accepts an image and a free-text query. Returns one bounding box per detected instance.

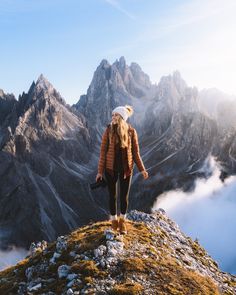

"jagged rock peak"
[119,55,126,64]
[173,70,182,80]
[130,62,142,72]
[116,56,126,68]
[0,89,15,100]
[172,70,187,90]
[158,70,187,92]
[33,73,66,105]
[0,89,5,97]
[130,62,151,87]
[35,74,54,93]
[98,59,110,68]
[16,74,67,115]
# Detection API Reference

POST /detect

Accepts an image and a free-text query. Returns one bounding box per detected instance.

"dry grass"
[116,220,220,294]
[110,282,144,294]
[147,256,220,294]
[122,257,146,272]
[71,260,100,277]
[0,219,222,294]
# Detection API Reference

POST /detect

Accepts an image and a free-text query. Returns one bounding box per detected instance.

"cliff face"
[73,58,219,211]
[0,210,235,294]
[0,75,104,249]
[199,88,236,175]
[72,56,155,136]
[0,90,17,127]
[129,71,218,211]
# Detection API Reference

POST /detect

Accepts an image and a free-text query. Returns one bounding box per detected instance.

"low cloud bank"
[153,157,236,274]
[0,246,28,271]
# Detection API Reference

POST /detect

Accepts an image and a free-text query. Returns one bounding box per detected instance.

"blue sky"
[0,0,236,105]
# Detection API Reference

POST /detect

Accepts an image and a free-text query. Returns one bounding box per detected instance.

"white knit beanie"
[112,105,134,121]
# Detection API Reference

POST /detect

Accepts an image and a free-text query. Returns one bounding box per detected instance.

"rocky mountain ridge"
[0,210,235,294]
[0,75,101,249]
[0,57,236,249]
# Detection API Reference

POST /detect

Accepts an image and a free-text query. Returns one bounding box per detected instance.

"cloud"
[0,246,28,271]
[152,157,236,274]
[104,0,136,20]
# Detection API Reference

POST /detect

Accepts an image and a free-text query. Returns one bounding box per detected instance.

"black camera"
[90,177,107,190]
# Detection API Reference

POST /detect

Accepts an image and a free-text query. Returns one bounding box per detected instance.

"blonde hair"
[109,105,134,148]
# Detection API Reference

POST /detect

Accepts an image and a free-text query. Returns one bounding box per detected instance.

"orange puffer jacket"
[98,123,146,179]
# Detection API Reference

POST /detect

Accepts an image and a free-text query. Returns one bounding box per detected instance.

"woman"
[96,105,148,234]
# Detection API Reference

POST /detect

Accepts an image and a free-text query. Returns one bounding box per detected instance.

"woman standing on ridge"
[96,105,149,234]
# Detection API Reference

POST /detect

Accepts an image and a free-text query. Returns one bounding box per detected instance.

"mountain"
[198,88,236,175]
[198,88,236,119]
[73,58,218,211]
[0,75,105,249]
[0,89,17,127]
[128,72,218,211]
[1,210,235,294]
[1,57,236,249]
[72,56,156,136]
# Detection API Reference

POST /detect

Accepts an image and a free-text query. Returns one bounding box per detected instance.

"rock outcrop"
[0,89,17,127]
[0,210,235,294]
[72,56,155,136]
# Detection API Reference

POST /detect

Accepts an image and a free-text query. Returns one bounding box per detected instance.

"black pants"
[104,170,132,215]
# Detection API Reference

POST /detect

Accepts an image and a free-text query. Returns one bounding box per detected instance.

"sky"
[0,0,236,105]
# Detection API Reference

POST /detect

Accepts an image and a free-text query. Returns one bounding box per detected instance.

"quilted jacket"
[98,123,145,179]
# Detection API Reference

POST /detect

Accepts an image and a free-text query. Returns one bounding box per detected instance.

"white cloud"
[152,157,236,274]
[0,246,28,271]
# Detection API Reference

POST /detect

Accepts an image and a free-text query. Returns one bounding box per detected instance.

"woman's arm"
[132,128,146,172]
[97,127,109,175]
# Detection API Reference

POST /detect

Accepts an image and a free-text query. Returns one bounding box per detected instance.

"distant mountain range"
[0,56,236,249]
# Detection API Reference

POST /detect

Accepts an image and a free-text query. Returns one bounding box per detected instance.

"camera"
[90,177,107,190]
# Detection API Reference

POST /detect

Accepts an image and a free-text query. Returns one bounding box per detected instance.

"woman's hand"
[96,173,103,182]
[141,170,149,179]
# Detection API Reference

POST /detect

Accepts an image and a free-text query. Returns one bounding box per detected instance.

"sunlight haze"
[0,0,235,104]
